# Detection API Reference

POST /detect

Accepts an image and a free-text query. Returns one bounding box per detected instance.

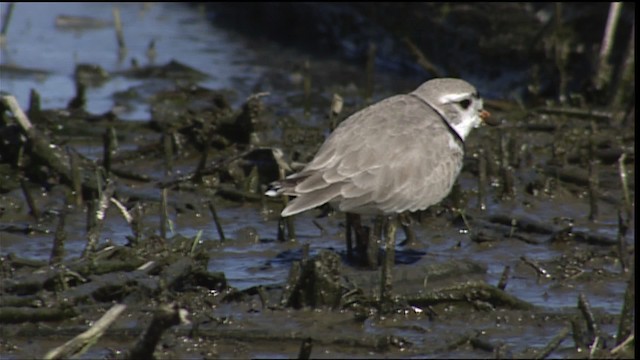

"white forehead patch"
[439,92,473,103]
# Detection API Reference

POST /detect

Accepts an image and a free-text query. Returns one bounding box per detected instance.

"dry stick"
[207,200,226,242]
[477,148,487,210]
[2,95,98,195]
[112,6,127,56]
[0,2,15,44]
[44,303,127,360]
[83,179,115,257]
[615,267,634,347]
[497,265,511,290]
[68,149,83,206]
[19,177,40,220]
[611,334,634,355]
[49,209,67,265]
[160,188,168,239]
[593,2,623,91]
[533,326,570,360]
[297,337,313,360]
[610,23,634,124]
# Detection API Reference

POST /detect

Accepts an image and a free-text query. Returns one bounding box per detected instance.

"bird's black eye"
[458,99,472,109]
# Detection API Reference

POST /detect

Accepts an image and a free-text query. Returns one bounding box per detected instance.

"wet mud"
[0,3,635,359]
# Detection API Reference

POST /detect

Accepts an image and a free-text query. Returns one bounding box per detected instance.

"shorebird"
[267,78,493,301]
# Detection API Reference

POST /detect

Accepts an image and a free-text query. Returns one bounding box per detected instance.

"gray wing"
[281,95,463,216]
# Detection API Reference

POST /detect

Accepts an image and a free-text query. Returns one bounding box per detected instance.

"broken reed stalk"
[83,179,115,257]
[19,177,40,220]
[379,216,396,306]
[616,267,634,346]
[610,23,634,123]
[364,42,376,102]
[297,337,313,360]
[68,149,83,206]
[497,265,511,290]
[112,6,126,56]
[207,200,226,242]
[44,303,128,360]
[163,131,173,175]
[49,208,67,265]
[160,188,168,239]
[593,2,623,91]
[0,2,15,43]
[477,149,487,210]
